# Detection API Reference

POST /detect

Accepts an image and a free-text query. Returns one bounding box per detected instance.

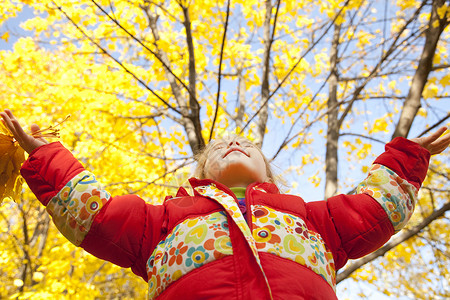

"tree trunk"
[236,67,246,130]
[324,24,341,199]
[145,5,205,154]
[181,5,205,153]
[256,0,273,147]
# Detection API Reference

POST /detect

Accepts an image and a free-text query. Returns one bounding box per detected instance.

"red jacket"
[21,137,429,299]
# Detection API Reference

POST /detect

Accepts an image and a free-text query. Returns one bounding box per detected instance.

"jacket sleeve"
[20,142,165,280]
[306,137,430,269]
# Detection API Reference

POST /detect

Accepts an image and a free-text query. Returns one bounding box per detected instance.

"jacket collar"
[172,178,280,198]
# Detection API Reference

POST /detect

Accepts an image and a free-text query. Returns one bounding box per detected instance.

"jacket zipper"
[245,185,253,232]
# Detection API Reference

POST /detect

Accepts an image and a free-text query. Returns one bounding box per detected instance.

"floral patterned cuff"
[357,164,418,233]
[46,171,111,246]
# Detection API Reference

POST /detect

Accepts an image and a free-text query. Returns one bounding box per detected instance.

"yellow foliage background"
[0,0,449,299]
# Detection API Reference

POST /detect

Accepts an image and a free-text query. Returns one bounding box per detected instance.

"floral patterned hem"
[146,211,232,299]
[252,204,336,290]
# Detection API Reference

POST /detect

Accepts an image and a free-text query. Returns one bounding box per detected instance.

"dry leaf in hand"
[0,122,25,204]
[0,115,70,204]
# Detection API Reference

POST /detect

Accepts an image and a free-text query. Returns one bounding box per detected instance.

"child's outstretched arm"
[1,109,164,281]
[306,127,449,270]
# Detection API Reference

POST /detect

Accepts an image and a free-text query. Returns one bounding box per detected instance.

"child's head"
[194,135,275,187]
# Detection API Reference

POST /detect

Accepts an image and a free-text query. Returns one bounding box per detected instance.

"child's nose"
[228,140,240,147]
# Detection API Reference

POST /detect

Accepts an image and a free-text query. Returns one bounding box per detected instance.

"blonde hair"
[193,135,276,184]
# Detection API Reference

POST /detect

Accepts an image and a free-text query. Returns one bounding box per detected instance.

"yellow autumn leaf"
[13,279,23,287]
[437,3,450,19]
[1,32,9,42]
[0,122,25,204]
[439,73,450,87]
[0,114,71,204]
[423,83,439,99]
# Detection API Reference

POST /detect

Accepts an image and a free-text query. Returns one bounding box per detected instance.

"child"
[1,109,449,299]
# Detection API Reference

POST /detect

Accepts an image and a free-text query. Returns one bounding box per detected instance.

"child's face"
[204,137,269,187]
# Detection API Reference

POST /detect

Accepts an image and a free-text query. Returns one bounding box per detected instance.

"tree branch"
[271,73,330,161]
[337,200,450,283]
[417,112,450,137]
[271,99,348,161]
[339,132,386,144]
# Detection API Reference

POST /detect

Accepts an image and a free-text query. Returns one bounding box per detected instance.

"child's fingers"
[0,112,7,127]
[1,110,19,137]
[6,110,26,135]
[3,109,17,123]
[423,127,448,145]
[432,132,450,152]
[432,131,450,144]
[9,119,26,142]
[1,109,30,145]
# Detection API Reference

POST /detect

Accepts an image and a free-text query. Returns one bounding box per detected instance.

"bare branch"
[417,112,450,137]
[431,64,450,71]
[18,202,32,292]
[88,262,108,284]
[421,186,450,193]
[123,160,194,194]
[428,167,450,180]
[337,200,450,283]
[271,99,348,161]
[144,0,180,22]
[339,132,386,145]
[235,68,247,130]
[271,74,330,160]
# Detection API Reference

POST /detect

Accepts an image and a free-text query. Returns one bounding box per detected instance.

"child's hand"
[409,126,450,155]
[0,109,49,154]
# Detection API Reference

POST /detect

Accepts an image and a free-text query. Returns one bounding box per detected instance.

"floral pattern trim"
[46,171,111,246]
[194,184,274,299]
[146,211,233,299]
[252,204,336,290]
[357,164,418,233]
